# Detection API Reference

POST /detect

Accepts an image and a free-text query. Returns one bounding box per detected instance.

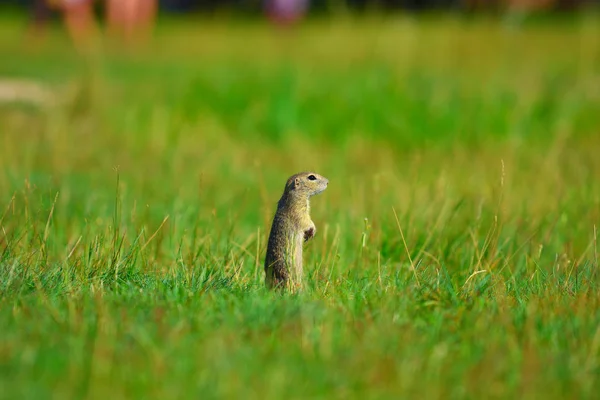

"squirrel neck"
[278,192,310,215]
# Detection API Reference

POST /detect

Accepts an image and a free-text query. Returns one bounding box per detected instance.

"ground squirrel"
[264,172,329,290]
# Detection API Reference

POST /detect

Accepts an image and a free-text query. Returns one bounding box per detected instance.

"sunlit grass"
[1,12,599,399]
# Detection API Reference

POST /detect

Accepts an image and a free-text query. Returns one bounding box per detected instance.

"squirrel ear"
[294,177,300,187]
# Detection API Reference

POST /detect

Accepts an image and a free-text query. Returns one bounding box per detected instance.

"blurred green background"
[1,3,600,399]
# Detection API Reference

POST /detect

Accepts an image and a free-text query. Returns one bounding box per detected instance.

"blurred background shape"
[12,0,599,51]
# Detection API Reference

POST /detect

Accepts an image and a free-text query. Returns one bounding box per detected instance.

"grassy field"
[1,11,600,399]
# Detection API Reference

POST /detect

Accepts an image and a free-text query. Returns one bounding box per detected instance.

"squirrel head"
[284,172,329,198]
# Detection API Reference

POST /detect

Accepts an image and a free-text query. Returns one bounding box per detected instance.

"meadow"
[1,10,600,399]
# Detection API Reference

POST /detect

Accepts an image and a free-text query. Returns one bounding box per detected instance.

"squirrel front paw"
[304,226,315,242]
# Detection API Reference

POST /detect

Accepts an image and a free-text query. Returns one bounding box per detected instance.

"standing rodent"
[264,172,329,290]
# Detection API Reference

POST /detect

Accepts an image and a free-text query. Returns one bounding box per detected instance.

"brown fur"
[264,172,328,291]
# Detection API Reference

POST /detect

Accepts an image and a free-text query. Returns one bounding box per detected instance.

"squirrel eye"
[307,175,317,181]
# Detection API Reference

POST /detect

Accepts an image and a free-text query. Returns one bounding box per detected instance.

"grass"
[1,11,600,399]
